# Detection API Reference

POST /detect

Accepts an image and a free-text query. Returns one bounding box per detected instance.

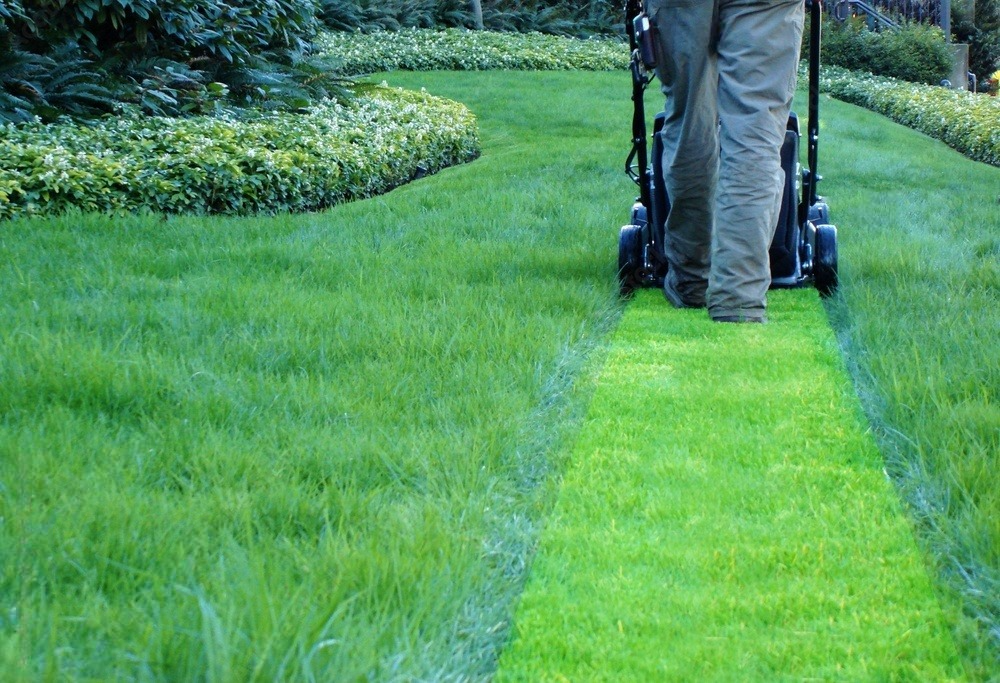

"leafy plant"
[315,28,628,75]
[816,15,952,84]
[0,0,343,119]
[0,85,479,219]
[0,43,46,123]
[0,39,113,123]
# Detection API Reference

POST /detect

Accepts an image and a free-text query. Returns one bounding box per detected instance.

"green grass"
[1,71,997,679]
[0,72,632,680]
[496,290,964,680]
[816,93,1000,676]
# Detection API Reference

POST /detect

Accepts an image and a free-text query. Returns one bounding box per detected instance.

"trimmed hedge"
[817,65,1000,167]
[0,86,479,220]
[316,28,628,74]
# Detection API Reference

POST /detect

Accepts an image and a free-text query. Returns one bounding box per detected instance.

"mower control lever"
[633,14,657,70]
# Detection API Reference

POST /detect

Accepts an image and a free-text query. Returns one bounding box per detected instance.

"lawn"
[1,71,630,680]
[2,70,997,679]
[496,289,963,680]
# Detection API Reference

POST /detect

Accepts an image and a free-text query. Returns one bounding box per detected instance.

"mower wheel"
[814,223,838,296]
[618,224,643,296]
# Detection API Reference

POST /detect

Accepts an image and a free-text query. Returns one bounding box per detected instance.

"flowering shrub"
[816,65,1000,167]
[987,69,1000,96]
[0,86,479,220]
[316,28,629,75]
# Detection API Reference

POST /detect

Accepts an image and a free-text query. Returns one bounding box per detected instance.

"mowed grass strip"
[498,289,964,680]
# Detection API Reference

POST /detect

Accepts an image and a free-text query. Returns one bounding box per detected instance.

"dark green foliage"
[0,36,114,122]
[320,0,443,31]
[953,0,1000,83]
[493,0,620,36]
[0,42,49,122]
[318,0,621,37]
[0,0,626,119]
[816,16,952,84]
[11,0,319,68]
[0,0,346,120]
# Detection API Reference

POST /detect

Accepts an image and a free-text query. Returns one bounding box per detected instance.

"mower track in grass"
[497,289,964,680]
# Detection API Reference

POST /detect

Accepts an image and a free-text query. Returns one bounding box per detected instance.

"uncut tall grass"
[0,72,629,680]
[817,94,1000,674]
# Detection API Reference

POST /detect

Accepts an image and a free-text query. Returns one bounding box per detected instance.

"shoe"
[663,277,706,309]
[712,314,766,324]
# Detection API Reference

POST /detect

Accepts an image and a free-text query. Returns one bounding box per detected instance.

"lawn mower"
[618,0,839,298]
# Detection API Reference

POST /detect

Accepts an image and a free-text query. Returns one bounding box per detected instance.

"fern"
[0,45,40,121]
[31,43,114,119]
[435,0,474,29]
[318,0,364,31]
[0,41,113,122]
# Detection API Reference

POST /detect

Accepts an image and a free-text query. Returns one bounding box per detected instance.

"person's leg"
[710,0,803,321]
[647,0,718,307]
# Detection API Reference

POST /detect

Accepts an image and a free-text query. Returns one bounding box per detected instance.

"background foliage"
[816,64,1000,166]
[0,0,342,120]
[953,0,1000,83]
[814,15,953,85]
[315,28,627,75]
[318,0,619,37]
[4,0,998,122]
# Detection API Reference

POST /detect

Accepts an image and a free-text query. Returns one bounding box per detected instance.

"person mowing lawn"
[647,0,805,323]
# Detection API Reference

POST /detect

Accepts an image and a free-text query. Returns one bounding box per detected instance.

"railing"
[867,0,943,25]
[830,0,900,29]
[829,0,945,30]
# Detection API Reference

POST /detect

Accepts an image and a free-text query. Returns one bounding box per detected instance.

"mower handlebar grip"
[632,14,657,70]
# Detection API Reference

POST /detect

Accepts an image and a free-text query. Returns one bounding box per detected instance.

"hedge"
[317,28,628,75]
[0,86,479,221]
[817,65,1000,168]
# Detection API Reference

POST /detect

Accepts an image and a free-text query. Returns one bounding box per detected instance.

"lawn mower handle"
[805,0,823,208]
[625,0,653,211]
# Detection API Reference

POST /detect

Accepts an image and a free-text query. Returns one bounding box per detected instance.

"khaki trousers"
[647,0,804,319]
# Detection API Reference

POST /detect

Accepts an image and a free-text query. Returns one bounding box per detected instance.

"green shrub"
[315,28,628,75]
[11,0,317,64]
[817,17,952,85]
[0,85,479,220]
[317,0,620,37]
[817,65,1000,167]
[0,0,345,119]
